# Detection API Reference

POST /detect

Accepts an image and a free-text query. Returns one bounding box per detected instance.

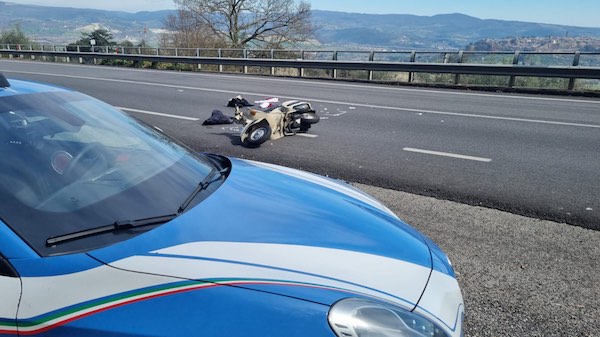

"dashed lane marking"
[403,147,492,163]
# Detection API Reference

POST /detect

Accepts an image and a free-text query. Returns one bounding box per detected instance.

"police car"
[0,74,463,337]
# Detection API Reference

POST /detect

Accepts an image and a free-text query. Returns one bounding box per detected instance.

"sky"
[5,0,600,28]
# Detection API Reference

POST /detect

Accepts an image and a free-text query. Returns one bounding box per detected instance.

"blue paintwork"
[0,78,67,97]
[10,253,103,277]
[421,234,455,277]
[0,221,38,259]
[86,158,433,271]
[29,284,335,337]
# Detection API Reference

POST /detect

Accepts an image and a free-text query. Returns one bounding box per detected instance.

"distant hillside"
[0,1,169,44]
[2,2,600,50]
[311,11,600,49]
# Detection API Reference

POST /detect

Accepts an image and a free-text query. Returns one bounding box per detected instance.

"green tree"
[0,25,34,45]
[166,0,314,48]
[72,28,116,46]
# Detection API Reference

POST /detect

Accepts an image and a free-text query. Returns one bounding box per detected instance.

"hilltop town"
[466,36,600,52]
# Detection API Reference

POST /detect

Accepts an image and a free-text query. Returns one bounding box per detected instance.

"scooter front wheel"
[243,124,271,146]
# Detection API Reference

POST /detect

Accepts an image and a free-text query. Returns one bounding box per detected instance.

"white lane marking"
[3,59,600,105]
[306,100,600,129]
[403,147,492,163]
[118,107,199,121]
[6,70,600,129]
[295,133,318,138]
[397,107,600,129]
[326,111,348,117]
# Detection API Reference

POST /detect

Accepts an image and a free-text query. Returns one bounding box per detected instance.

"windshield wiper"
[178,167,228,214]
[46,167,228,247]
[46,214,178,246]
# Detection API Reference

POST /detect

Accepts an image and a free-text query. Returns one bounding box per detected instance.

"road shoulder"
[355,183,600,337]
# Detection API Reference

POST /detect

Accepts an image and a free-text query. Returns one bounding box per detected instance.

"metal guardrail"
[2,45,600,91]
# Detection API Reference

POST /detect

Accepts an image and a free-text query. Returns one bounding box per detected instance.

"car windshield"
[0,90,217,256]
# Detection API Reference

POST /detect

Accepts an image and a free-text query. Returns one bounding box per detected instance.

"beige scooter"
[234,100,319,147]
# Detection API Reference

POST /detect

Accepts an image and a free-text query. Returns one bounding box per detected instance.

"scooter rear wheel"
[244,124,271,146]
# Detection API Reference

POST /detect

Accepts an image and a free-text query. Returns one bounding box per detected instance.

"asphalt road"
[1,60,599,336]
[1,59,599,230]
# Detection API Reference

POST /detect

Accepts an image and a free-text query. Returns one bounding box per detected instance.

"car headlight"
[328,298,450,337]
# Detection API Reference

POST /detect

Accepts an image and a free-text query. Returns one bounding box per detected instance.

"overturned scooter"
[234,100,319,147]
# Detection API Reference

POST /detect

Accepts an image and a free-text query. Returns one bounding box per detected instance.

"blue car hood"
[89,158,436,308]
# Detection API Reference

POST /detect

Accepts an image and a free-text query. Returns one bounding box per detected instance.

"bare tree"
[163,9,228,48]
[168,0,314,48]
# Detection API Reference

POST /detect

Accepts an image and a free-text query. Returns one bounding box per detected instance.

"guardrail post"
[65,45,70,63]
[270,49,275,75]
[568,51,581,91]
[332,50,338,79]
[408,51,416,83]
[175,48,179,57]
[299,50,305,77]
[92,45,97,65]
[218,49,223,73]
[89,44,95,64]
[243,49,248,74]
[368,51,375,81]
[197,48,201,71]
[77,45,83,64]
[509,51,521,88]
[455,50,464,84]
